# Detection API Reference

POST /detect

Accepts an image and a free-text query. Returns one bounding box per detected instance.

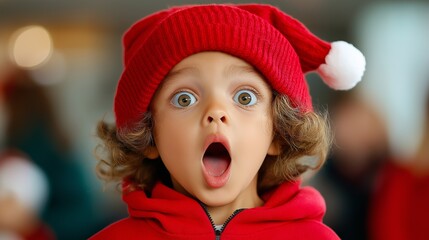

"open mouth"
[203,142,231,177]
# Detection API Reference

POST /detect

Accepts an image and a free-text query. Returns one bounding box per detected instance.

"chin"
[196,187,239,207]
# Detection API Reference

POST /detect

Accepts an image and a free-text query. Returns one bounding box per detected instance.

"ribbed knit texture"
[114,4,331,130]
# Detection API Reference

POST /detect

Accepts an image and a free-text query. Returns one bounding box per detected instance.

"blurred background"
[0,0,428,239]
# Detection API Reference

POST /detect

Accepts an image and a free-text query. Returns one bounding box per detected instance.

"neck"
[205,178,264,225]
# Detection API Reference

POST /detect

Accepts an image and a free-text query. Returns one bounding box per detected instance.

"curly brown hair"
[95,94,331,195]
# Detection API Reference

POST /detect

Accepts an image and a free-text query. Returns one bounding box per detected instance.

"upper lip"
[203,134,231,157]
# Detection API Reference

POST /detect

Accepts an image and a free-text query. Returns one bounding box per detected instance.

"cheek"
[153,117,183,153]
[242,113,273,139]
[152,113,199,165]
[234,114,274,158]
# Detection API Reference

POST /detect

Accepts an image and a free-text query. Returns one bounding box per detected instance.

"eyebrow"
[162,66,200,88]
[165,66,199,80]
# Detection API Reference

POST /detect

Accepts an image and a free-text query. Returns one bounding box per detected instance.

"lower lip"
[202,164,231,188]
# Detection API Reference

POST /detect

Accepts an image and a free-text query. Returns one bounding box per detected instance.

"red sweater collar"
[123,180,327,234]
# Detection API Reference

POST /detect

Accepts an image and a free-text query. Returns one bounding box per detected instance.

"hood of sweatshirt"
[123,180,332,238]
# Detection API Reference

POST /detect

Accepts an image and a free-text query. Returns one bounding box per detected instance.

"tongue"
[203,156,229,177]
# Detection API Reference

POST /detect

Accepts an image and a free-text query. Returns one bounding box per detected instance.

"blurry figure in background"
[0,150,54,240]
[0,68,98,239]
[308,92,389,240]
[370,89,429,240]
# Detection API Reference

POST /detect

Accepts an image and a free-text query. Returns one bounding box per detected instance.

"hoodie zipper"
[199,203,244,240]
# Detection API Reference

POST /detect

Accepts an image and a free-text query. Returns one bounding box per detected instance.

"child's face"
[151,52,278,208]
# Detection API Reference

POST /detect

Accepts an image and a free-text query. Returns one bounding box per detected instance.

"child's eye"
[233,89,257,106]
[171,91,197,108]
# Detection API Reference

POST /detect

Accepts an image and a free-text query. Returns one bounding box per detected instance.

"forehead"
[163,51,267,83]
[172,51,250,67]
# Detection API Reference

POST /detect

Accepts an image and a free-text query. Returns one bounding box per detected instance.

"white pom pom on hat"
[318,41,366,90]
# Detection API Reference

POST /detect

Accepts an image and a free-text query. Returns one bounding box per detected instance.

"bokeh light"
[9,25,53,69]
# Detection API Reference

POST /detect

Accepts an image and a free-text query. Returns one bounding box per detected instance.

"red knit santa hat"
[114,4,365,130]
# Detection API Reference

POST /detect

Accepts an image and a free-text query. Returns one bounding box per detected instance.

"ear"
[143,146,160,159]
[267,140,280,156]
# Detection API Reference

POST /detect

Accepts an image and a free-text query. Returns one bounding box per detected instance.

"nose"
[207,113,227,123]
[203,103,228,126]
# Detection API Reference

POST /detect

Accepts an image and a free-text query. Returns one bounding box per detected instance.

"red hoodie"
[91,181,338,240]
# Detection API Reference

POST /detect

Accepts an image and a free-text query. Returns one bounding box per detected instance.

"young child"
[91,4,365,239]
